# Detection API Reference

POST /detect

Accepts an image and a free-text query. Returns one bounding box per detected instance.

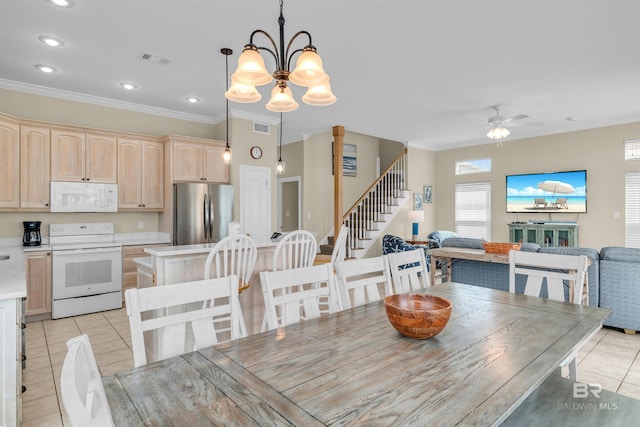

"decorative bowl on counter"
[384,293,452,339]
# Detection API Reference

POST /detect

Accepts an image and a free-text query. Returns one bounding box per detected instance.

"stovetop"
[49,223,121,249]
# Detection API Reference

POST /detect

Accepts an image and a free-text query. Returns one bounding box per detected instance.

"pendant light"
[276,112,285,175]
[222,48,233,163]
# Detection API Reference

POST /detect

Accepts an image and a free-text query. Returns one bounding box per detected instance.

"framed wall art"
[332,142,357,177]
[424,185,432,203]
[413,193,423,210]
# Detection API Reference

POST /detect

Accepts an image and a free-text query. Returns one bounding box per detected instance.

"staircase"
[320,148,410,259]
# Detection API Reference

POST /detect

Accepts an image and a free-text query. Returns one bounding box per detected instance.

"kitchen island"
[0,241,27,427]
[138,238,279,335]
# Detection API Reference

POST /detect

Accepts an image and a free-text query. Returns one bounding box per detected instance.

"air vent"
[253,122,270,135]
[140,53,170,65]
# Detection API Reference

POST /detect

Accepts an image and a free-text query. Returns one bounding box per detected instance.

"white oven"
[50,223,122,319]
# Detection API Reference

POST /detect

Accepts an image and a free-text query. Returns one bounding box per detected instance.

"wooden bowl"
[384,293,452,339]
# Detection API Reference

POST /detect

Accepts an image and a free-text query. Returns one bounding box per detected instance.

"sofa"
[438,237,601,308]
[382,234,640,331]
[599,247,640,332]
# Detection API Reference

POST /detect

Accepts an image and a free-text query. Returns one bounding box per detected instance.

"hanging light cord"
[278,112,283,161]
[225,53,230,149]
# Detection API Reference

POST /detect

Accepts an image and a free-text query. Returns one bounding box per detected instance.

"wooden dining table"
[103,282,610,426]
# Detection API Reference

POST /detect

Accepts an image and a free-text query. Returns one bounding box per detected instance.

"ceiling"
[2,0,639,151]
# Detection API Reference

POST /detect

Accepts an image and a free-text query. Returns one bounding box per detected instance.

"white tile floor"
[20,307,640,426]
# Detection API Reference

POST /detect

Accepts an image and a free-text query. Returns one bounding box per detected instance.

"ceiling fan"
[486,105,530,140]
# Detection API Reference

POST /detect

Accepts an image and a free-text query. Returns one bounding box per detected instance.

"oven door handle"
[52,247,122,256]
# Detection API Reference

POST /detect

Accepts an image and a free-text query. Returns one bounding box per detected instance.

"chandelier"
[225,0,336,112]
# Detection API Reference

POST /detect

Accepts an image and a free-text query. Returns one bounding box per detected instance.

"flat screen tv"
[506,170,587,213]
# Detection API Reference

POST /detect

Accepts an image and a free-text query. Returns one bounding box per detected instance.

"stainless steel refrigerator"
[173,183,233,245]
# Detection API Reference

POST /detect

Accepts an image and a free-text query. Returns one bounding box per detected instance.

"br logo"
[573,383,602,398]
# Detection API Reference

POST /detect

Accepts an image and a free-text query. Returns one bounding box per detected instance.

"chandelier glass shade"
[225,78,262,103]
[225,0,335,112]
[486,126,510,140]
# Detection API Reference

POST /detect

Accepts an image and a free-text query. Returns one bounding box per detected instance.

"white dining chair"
[330,226,350,267]
[272,229,318,271]
[260,263,340,331]
[508,250,589,380]
[385,249,431,294]
[60,334,115,427]
[204,234,257,336]
[125,274,242,367]
[508,250,588,305]
[335,255,391,309]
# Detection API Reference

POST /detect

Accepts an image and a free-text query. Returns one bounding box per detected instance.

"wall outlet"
[138,221,144,229]
[613,211,620,220]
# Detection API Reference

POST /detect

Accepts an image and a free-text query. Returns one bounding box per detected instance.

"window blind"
[455,181,491,240]
[625,172,640,247]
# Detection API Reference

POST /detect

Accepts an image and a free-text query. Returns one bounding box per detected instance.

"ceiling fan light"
[487,126,510,140]
[232,47,273,86]
[289,48,329,87]
[225,78,262,103]
[266,84,299,112]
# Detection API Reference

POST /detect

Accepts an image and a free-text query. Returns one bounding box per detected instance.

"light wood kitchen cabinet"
[122,244,168,299]
[0,116,20,209]
[24,250,52,316]
[51,128,117,183]
[117,138,164,210]
[20,125,51,209]
[170,137,229,183]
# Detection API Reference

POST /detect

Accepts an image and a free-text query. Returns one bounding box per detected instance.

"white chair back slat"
[125,275,242,367]
[61,334,115,427]
[205,234,257,288]
[273,230,318,271]
[386,249,431,294]
[331,226,350,266]
[260,263,340,330]
[335,256,391,309]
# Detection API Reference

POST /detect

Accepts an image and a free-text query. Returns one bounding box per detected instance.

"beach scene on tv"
[506,170,587,213]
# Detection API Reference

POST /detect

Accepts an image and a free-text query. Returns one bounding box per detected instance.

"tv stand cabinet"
[508,222,579,247]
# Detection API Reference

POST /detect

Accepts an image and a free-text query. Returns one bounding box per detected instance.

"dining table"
[103,282,611,426]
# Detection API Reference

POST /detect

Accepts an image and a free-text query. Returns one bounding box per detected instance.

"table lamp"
[408,210,424,241]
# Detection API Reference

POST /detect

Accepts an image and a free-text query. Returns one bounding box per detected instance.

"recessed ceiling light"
[35,64,56,73]
[49,0,73,7]
[38,36,64,47]
[120,83,137,90]
[186,97,200,103]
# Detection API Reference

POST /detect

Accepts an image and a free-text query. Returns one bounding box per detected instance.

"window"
[455,158,491,175]
[625,139,640,160]
[455,182,491,239]
[625,172,640,247]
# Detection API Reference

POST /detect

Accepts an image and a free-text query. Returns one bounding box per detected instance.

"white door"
[239,165,271,240]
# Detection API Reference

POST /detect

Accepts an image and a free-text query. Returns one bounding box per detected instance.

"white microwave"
[50,182,118,212]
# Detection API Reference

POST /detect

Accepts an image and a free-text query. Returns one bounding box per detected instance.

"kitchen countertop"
[115,232,171,246]
[0,239,27,300]
[144,237,278,257]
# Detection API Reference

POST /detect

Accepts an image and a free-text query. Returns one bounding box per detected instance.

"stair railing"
[341,148,408,258]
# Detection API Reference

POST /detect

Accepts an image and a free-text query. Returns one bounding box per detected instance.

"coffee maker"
[23,221,42,246]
